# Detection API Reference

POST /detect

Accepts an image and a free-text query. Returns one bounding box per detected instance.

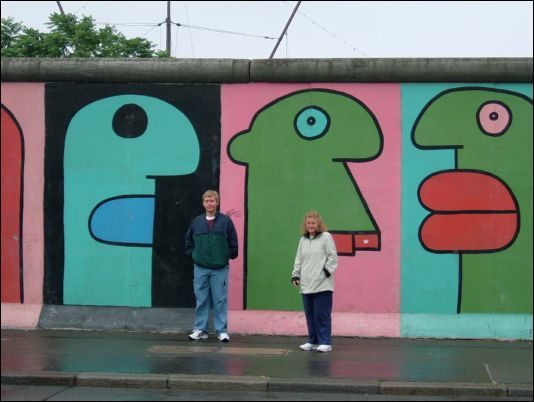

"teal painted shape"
[401,313,533,340]
[401,84,533,325]
[295,106,330,138]
[401,84,458,314]
[63,95,199,307]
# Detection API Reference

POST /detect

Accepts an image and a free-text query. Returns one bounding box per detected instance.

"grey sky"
[1,1,533,59]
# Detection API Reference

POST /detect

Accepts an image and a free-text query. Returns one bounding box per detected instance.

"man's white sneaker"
[218,332,230,342]
[299,343,318,351]
[316,344,332,352]
[188,330,208,340]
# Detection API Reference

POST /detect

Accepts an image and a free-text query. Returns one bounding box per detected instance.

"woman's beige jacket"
[292,232,338,294]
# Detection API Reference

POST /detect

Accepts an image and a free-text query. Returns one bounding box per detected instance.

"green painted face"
[414,89,532,175]
[413,88,533,313]
[230,89,383,166]
[229,89,383,310]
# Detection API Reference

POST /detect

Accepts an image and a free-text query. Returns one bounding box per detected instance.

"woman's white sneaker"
[218,332,230,342]
[316,344,332,352]
[299,343,318,351]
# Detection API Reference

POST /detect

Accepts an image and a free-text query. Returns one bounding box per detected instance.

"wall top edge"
[2,57,532,61]
[1,57,532,83]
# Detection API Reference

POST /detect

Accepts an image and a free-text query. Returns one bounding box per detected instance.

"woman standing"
[291,211,338,352]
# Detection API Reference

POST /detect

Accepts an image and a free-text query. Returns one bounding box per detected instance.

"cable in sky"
[184,1,195,57]
[270,0,301,58]
[138,22,164,40]
[283,1,368,57]
[95,22,162,27]
[174,23,277,40]
[73,1,91,15]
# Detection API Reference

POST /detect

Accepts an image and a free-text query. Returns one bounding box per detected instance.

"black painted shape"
[112,103,148,138]
[152,175,204,308]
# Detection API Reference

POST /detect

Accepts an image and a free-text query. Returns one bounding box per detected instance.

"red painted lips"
[419,171,519,252]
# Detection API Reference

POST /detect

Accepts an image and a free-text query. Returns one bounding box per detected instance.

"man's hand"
[291,277,300,287]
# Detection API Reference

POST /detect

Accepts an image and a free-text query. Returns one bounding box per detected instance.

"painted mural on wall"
[1,80,532,339]
[227,89,384,310]
[401,84,533,323]
[1,83,45,308]
[44,84,221,307]
[221,83,401,316]
[1,105,24,303]
[412,88,532,313]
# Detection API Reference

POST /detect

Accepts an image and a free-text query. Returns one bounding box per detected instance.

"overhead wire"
[174,20,179,57]
[183,1,195,57]
[73,1,91,15]
[174,22,277,40]
[48,2,366,57]
[92,4,279,57]
[95,22,161,27]
[283,1,368,56]
[159,23,163,53]
[138,22,164,40]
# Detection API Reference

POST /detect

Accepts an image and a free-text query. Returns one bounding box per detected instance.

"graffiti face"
[229,89,383,310]
[412,88,533,313]
[63,95,199,307]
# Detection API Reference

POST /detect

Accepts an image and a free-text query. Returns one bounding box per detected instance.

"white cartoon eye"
[477,101,512,136]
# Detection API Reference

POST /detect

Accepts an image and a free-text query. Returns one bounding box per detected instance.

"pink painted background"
[220,83,401,319]
[1,83,45,328]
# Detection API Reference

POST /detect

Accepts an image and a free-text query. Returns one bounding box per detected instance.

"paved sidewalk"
[1,329,532,397]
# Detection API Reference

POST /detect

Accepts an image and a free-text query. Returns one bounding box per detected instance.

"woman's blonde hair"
[300,211,328,236]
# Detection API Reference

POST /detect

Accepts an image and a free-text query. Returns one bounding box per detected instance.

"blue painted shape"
[90,197,155,246]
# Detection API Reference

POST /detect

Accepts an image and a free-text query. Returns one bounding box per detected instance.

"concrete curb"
[508,383,534,397]
[168,374,268,391]
[1,371,76,386]
[76,373,168,389]
[379,381,507,397]
[268,377,380,394]
[2,370,532,397]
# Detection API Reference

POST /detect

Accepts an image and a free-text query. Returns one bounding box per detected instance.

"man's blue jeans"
[193,264,229,334]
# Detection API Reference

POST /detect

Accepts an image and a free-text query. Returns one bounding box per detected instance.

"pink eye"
[477,101,512,136]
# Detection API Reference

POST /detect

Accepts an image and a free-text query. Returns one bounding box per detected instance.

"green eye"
[294,106,330,140]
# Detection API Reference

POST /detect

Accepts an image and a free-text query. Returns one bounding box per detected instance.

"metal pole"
[269,1,301,59]
[56,1,65,15]
[166,1,171,57]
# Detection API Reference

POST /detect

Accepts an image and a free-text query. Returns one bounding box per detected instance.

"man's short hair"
[202,190,219,201]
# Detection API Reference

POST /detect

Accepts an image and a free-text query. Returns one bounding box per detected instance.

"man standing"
[185,190,238,342]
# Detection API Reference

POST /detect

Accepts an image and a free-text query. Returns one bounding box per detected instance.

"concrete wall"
[1,58,532,340]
